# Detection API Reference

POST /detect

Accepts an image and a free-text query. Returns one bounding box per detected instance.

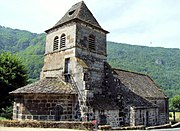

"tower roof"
[45,1,108,33]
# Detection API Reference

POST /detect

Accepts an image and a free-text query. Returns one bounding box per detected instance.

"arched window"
[53,36,59,51]
[88,34,95,50]
[60,34,66,48]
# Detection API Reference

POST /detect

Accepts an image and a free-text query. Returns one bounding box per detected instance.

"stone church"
[11,1,169,127]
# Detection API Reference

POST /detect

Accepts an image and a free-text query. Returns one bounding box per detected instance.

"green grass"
[169,112,180,122]
[0,117,8,120]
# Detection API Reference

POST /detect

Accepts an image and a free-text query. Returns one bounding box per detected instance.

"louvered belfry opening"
[60,34,66,48]
[88,35,95,50]
[53,36,59,51]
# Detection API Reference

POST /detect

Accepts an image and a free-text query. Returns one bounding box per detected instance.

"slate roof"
[90,86,157,110]
[120,84,157,109]
[114,69,167,99]
[10,78,76,94]
[45,1,108,33]
[90,63,157,110]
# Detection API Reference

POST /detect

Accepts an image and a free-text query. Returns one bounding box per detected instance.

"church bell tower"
[41,1,109,119]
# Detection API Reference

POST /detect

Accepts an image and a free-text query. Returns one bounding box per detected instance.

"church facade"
[11,1,169,127]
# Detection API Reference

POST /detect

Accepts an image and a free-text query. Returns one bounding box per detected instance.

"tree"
[0,52,28,115]
[169,95,180,122]
[171,95,180,111]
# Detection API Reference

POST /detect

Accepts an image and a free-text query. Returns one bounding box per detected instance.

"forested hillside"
[107,42,180,98]
[0,26,179,98]
[0,26,45,80]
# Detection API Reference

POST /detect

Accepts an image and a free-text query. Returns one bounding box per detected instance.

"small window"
[83,73,89,81]
[53,36,59,51]
[68,10,75,16]
[60,34,66,48]
[64,58,70,82]
[64,58,70,74]
[140,110,142,118]
[88,35,95,50]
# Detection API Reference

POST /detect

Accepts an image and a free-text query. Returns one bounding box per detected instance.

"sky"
[0,0,180,49]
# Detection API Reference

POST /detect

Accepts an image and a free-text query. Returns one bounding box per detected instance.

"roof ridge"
[113,68,148,76]
[45,1,107,33]
[74,1,83,18]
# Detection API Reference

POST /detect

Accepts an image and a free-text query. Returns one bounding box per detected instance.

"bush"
[0,106,13,119]
[0,117,8,120]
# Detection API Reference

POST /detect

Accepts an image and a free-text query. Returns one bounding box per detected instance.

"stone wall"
[76,23,107,56]
[147,97,169,125]
[41,22,76,80]
[94,109,121,127]
[41,48,75,79]
[75,22,107,94]
[13,94,79,121]
[45,23,76,54]
[0,120,94,130]
[128,107,159,126]
[135,108,159,126]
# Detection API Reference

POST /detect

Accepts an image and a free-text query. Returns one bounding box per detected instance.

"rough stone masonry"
[11,1,169,127]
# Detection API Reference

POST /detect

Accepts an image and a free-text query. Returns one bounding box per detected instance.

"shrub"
[0,106,13,119]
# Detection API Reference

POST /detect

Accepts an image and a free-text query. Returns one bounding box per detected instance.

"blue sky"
[0,0,180,48]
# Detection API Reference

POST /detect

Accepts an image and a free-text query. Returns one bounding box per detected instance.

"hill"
[0,26,179,98]
[107,42,180,98]
[0,25,45,80]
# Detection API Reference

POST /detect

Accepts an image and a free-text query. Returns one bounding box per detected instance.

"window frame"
[53,36,59,51]
[60,33,66,49]
[88,34,95,50]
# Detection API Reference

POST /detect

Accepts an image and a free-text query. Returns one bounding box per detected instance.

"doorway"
[146,111,149,126]
[55,105,63,121]
[99,114,107,125]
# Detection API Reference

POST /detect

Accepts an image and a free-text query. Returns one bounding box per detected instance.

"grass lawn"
[0,116,8,120]
[169,112,180,122]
